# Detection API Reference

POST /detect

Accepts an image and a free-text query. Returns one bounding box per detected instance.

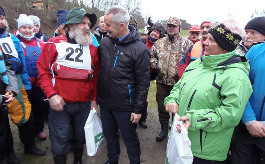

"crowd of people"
[0,3,265,164]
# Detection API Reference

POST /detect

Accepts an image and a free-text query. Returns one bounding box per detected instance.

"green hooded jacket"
[164,50,252,161]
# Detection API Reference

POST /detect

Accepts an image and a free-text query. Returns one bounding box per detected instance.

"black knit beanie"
[148,23,166,38]
[245,17,265,36]
[209,24,242,52]
[0,6,6,17]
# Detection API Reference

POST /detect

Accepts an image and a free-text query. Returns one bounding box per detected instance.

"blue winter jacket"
[242,42,265,123]
[0,33,31,90]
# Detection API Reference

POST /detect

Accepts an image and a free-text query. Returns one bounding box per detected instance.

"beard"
[68,26,92,46]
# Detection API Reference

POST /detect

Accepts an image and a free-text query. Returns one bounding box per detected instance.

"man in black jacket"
[97,5,150,164]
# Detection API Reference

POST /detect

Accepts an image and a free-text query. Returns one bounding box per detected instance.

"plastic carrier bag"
[84,107,104,156]
[165,114,193,164]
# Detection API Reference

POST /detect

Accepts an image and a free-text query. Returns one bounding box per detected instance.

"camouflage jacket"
[150,34,193,86]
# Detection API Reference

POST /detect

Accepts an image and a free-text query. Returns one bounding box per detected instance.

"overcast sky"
[141,0,264,27]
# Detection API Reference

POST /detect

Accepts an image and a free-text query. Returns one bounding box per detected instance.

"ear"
[119,22,125,30]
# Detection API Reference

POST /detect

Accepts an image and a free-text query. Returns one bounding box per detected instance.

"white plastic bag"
[166,114,193,164]
[84,107,104,156]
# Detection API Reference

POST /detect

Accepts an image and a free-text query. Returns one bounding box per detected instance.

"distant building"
[30,0,43,10]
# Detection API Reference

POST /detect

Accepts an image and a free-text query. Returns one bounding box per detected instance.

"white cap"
[28,15,40,28]
[16,14,34,29]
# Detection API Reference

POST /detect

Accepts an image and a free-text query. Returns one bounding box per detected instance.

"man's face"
[19,25,33,37]
[203,33,225,56]
[188,31,200,42]
[244,29,265,48]
[0,15,7,28]
[104,13,121,39]
[150,30,160,39]
[98,16,106,32]
[201,22,211,40]
[33,23,40,33]
[167,24,179,36]
[75,16,91,32]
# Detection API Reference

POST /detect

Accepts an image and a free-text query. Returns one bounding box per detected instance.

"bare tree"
[251,9,265,18]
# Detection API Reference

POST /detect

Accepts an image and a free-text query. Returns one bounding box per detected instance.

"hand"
[246,122,265,137]
[90,100,97,110]
[177,116,191,132]
[2,92,14,105]
[130,113,142,123]
[166,103,179,114]
[49,94,65,111]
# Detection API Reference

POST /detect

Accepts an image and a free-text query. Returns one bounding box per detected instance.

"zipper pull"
[208,117,212,125]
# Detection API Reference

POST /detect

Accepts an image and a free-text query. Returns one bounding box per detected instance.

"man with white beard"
[37,7,99,164]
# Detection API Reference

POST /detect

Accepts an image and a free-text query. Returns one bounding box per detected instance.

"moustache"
[245,39,253,42]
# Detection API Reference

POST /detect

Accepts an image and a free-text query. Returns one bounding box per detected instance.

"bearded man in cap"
[37,7,99,164]
[150,17,193,142]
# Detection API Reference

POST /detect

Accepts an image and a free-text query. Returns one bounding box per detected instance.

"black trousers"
[156,83,173,121]
[18,114,36,146]
[193,157,224,164]
[29,86,46,133]
[48,101,91,156]
[100,106,140,164]
[0,106,13,160]
[139,101,148,123]
[231,122,265,164]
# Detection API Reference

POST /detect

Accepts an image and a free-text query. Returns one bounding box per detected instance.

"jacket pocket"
[199,129,208,153]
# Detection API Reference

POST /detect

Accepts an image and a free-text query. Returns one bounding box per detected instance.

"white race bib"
[0,35,19,58]
[55,42,91,70]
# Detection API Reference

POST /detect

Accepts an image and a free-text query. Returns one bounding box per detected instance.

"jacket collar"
[201,50,236,68]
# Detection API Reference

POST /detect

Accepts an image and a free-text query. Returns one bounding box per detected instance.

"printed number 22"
[65,47,83,63]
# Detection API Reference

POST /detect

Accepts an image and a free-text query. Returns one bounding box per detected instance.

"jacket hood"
[109,25,140,44]
[201,50,250,75]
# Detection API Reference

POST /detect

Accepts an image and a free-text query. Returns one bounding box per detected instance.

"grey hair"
[212,18,246,40]
[105,5,130,27]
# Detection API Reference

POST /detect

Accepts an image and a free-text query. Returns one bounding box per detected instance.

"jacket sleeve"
[133,48,150,114]
[11,34,31,90]
[90,45,100,101]
[241,47,257,123]
[164,79,182,105]
[5,55,18,95]
[178,45,193,79]
[185,76,252,132]
[37,42,58,98]
[150,42,158,70]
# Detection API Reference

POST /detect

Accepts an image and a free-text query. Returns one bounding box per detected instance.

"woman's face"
[19,25,33,37]
[203,33,226,56]
[0,15,7,28]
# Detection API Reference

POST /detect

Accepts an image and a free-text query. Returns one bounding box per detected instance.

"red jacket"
[37,35,100,103]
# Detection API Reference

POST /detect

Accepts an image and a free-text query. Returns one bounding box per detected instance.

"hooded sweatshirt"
[165,51,252,161]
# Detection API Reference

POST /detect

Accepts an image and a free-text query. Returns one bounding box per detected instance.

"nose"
[85,23,90,30]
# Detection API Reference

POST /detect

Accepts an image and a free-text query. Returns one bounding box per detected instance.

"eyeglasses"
[190,32,200,35]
